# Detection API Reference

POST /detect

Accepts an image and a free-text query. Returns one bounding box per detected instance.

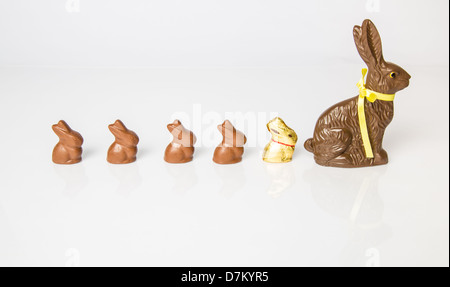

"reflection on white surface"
[53,164,88,196]
[165,163,198,194]
[305,167,391,266]
[108,164,142,195]
[0,66,448,267]
[264,162,296,198]
[214,164,247,198]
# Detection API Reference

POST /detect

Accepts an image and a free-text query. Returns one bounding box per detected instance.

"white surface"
[0,0,449,267]
[0,65,448,267]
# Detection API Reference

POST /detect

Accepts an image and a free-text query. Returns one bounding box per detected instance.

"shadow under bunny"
[264,162,296,199]
[304,166,392,266]
[108,163,142,195]
[214,163,247,198]
[53,164,88,196]
[165,162,199,194]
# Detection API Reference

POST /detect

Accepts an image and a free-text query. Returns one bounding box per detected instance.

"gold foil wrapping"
[262,118,298,163]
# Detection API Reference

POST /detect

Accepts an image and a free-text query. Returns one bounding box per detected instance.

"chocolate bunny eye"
[390,72,397,79]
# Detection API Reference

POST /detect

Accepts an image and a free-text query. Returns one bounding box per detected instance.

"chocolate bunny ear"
[52,120,71,136]
[354,19,385,67]
[167,123,176,132]
[167,120,184,139]
[168,120,182,131]
[112,119,127,131]
[365,20,384,64]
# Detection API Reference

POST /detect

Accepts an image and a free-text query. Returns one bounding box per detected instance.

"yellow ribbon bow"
[357,68,395,158]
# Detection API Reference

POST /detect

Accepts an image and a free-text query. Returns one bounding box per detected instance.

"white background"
[0,0,448,267]
[0,0,448,67]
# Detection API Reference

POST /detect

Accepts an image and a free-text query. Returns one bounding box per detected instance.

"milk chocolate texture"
[304,19,410,168]
[52,120,249,164]
[213,120,247,165]
[164,119,197,164]
[107,120,140,164]
[52,120,83,165]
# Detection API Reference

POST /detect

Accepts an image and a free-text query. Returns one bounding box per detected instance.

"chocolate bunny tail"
[304,138,314,153]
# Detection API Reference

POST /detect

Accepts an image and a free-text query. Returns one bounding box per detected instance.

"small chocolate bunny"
[52,120,84,164]
[213,120,247,165]
[304,19,411,168]
[164,120,197,164]
[107,120,139,164]
[263,117,298,163]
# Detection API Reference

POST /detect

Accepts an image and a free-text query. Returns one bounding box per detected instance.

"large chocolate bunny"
[164,120,197,164]
[52,120,84,164]
[304,20,411,168]
[213,120,247,165]
[107,120,139,164]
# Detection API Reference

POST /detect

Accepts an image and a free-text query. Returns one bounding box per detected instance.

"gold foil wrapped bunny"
[263,118,298,163]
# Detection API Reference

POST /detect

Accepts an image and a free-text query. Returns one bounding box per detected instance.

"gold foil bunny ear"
[263,117,298,163]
